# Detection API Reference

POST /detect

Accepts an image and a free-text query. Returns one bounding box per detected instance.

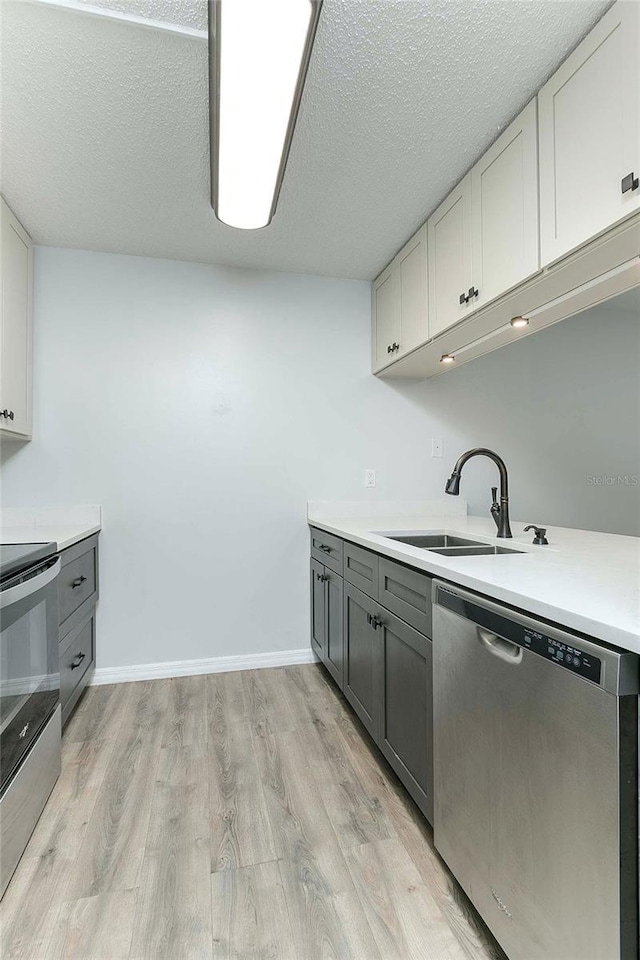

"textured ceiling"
[1,0,612,280]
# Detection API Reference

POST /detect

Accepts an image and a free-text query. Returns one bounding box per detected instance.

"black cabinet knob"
[459,292,468,305]
[71,575,87,589]
[468,286,479,299]
[387,344,392,353]
[621,172,639,193]
[318,544,331,553]
[70,652,86,670]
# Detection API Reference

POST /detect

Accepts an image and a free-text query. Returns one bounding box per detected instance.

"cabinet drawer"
[310,527,343,575]
[60,613,95,717]
[344,542,378,599]
[378,557,433,637]
[58,536,99,635]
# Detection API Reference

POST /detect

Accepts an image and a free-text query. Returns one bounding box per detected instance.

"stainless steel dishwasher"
[432,580,639,960]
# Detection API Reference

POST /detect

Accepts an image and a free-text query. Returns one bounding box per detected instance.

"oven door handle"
[0,557,61,608]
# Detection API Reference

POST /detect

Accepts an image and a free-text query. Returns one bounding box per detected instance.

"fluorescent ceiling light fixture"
[209,0,322,230]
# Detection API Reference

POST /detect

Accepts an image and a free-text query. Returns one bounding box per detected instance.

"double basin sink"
[381,533,524,557]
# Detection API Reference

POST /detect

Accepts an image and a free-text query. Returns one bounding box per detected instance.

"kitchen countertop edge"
[308,513,640,655]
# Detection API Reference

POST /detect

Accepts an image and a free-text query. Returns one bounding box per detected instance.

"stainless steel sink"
[386,534,486,549]
[381,533,524,556]
[429,545,524,556]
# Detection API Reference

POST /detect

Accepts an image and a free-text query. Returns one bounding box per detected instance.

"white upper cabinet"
[427,174,472,339]
[396,225,428,354]
[372,263,400,370]
[539,1,640,267]
[471,99,539,309]
[372,224,428,370]
[0,197,32,440]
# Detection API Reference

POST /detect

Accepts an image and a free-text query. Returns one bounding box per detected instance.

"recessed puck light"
[510,316,529,329]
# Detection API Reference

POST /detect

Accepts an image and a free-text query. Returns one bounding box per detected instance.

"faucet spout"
[445,447,513,538]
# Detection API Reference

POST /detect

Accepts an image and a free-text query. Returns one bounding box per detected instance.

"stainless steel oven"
[0,543,62,898]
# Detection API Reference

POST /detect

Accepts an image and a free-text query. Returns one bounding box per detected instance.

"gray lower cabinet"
[309,527,435,823]
[310,558,325,659]
[379,613,433,821]
[58,534,99,726]
[378,556,433,636]
[60,611,95,726]
[310,527,343,575]
[343,541,379,598]
[310,559,344,686]
[343,583,382,740]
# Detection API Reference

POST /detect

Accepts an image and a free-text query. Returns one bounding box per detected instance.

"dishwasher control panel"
[436,587,604,685]
[523,629,601,682]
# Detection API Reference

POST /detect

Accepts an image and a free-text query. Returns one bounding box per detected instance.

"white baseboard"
[90,647,317,686]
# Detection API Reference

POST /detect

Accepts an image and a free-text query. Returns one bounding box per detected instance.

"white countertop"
[307,502,640,654]
[0,505,102,552]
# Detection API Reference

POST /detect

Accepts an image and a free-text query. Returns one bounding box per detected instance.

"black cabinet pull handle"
[391,342,400,352]
[468,286,479,299]
[621,172,639,194]
[318,544,331,553]
[459,292,468,305]
[70,652,86,670]
[71,575,87,589]
[387,344,392,353]
[0,409,14,420]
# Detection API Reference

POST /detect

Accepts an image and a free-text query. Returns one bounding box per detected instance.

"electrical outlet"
[365,469,376,488]
[431,438,444,458]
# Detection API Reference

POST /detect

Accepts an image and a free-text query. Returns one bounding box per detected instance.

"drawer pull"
[318,544,332,553]
[71,576,87,589]
[70,652,86,670]
[621,171,639,194]
[0,409,15,420]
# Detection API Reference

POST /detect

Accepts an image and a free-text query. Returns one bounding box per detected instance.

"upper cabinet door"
[396,225,428,355]
[539,1,640,267]
[427,173,472,338]
[471,99,540,309]
[372,263,400,371]
[0,198,32,439]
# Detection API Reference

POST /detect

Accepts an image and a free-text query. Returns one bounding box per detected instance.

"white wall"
[1,248,638,670]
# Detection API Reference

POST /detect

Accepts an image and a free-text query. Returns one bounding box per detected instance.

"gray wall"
[408,288,640,535]
[1,248,637,670]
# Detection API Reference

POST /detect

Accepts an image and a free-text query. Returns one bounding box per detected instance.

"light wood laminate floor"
[0,665,506,960]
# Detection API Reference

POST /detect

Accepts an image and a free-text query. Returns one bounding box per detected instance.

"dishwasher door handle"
[477,627,523,664]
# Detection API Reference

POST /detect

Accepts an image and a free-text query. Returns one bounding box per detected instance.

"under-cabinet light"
[510,316,529,328]
[208,0,322,230]
[440,354,456,364]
